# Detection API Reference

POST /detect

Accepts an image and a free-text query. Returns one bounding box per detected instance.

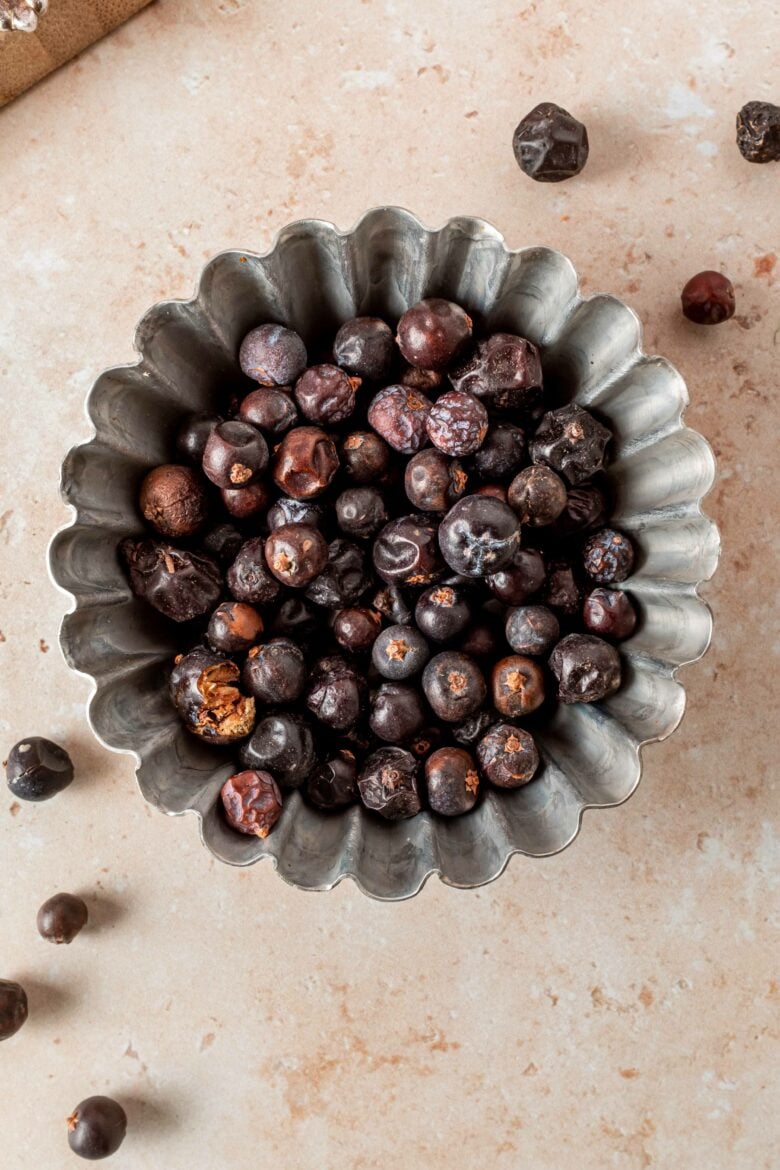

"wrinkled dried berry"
[306,656,364,731]
[372,583,414,625]
[295,363,361,424]
[67,1095,127,1160]
[550,633,621,704]
[426,390,488,456]
[425,746,480,816]
[491,655,545,717]
[452,708,496,747]
[505,605,560,656]
[333,607,382,653]
[508,465,567,526]
[531,404,611,486]
[336,487,388,539]
[544,560,583,616]
[512,101,589,182]
[272,425,339,499]
[266,497,324,530]
[265,523,329,587]
[397,298,472,371]
[450,332,542,409]
[372,624,430,679]
[370,682,426,742]
[473,422,526,480]
[239,386,298,434]
[227,538,281,605]
[202,523,244,565]
[37,893,88,945]
[202,420,269,488]
[477,723,539,788]
[339,430,392,483]
[736,100,780,164]
[208,601,264,653]
[221,770,283,838]
[139,464,208,538]
[242,638,306,704]
[422,652,486,722]
[404,448,468,512]
[358,747,421,820]
[582,528,635,584]
[373,515,444,586]
[306,750,359,811]
[306,539,370,607]
[487,548,546,605]
[582,588,637,640]
[367,385,432,454]
[334,316,395,381]
[122,538,223,621]
[240,712,316,788]
[414,584,471,643]
[438,495,521,577]
[221,480,270,519]
[170,647,255,744]
[0,980,28,1041]
[550,483,606,538]
[239,323,307,386]
[681,271,736,325]
[5,737,74,802]
[176,412,221,464]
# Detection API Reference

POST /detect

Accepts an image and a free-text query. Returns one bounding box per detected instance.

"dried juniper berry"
[438,495,521,577]
[450,332,542,409]
[221,770,283,838]
[239,386,298,434]
[5,737,74,802]
[333,607,382,654]
[202,420,269,488]
[531,404,611,485]
[487,548,546,605]
[227,538,281,605]
[67,1096,127,1160]
[306,750,359,811]
[221,480,270,519]
[491,655,546,717]
[473,422,526,481]
[0,980,28,1041]
[272,425,339,499]
[372,624,430,679]
[404,448,468,512]
[170,647,255,744]
[121,538,223,621]
[37,893,89,945]
[242,638,306,704]
[336,486,388,539]
[508,465,567,526]
[460,617,502,661]
[396,298,472,371]
[240,712,316,788]
[544,560,585,616]
[582,588,637,640]
[550,483,606,538]
[270,597,320,641]
[295,363,361,424]
[339,430,391,483]
[414,584,471,643]
[477,723,539,788]
[370,682,427,742]
[400,363,444,393]
[512,101,589,182]
[367,385,432,454]
[333,316,395,381]
[474,483,507,502]
[582,528,635,584]
[681,271,736,325]
[372,583,414,626]
[452,708,496,748]
[422,651,486,722]
[306,656,364,732]
[549,633,621,704]
[425,746,480,816]
[426,390,488,456]
[175,412,221,464]
[208,601,264,654]
[265,523,329,587]
[266,497,324,530]
[736,101,780,163]
[373,515,444,586]
[306,539,370,607]
[239,323,307,386]
[409,725,445,760]
[202,523,243,566]
[505,605,560,656]
[139,464,208,538]
[357,747,421,820]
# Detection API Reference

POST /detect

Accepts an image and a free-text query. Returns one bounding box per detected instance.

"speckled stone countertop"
[0,2,777,1167]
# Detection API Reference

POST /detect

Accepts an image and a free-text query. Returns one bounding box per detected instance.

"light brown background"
[0,2,778,1167]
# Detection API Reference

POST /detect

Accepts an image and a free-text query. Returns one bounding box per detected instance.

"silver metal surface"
[48,208,720,900]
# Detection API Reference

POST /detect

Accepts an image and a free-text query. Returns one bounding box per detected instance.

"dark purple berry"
[414,584,471,643]
[240,712,316,788]
[370,682,426,742]
[404,448,468,512]
[227,538,281,605]
[207,601,264,653]
[221,480,270,519]
[0,980,28,1040]
[582,528,635,584]
[333,316,395,380]
[477,723,539,788]
[266,497,324,530]
[242,638,306,704]
[239,387,298,434]
[425,746,480,815]
[438,495,520,577]
[426,391,488,456]
[306,750,359,811]
[122,538,222,621]
[295,363,361,424]
[37,893,89,945]
[357,747,421,820]
[367,385,432,454]
[472,422,526,480]
[336,487,388,539]
[5,737,74,803]
[487,548,546,604]
[422,652,486,722]
[681,271,736,325]
[221,770,283,837]
[736,101,780,164]
[67,1096,127,1160]
[530,404,611,486]
[372,624,430,679]
[505,605,560,656]
[265,523,329,587]
[373,515,444,586]
[332,607,382,654]
[508,465,567,526]
[512,101,589,182]
[175,413,221,464]
[306,656,364,731]
[239,323,307,386]
[549,633,622,704]
[544,560,584,616]
[202,523,243,565]
[582,588,637,640]
[396,298,472,371]
[339,430,391,483]
[170,647,255,744]
[202,420,269,488]
[491,655,545,717]
[306,539,370,608]
[550,484,606,538]
[450,332,542,408]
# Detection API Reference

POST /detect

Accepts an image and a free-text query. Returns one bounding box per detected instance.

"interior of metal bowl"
[48,207,720,899]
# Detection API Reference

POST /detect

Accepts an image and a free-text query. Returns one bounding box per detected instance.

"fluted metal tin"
[48,208,720,899]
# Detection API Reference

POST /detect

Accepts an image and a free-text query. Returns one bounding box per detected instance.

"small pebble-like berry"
[265,523,329,587]
[425,747,480,816]
[530,404,611,485]
[333,317,395,380]
[372,624,430,679]
[227,538,281,605]
[239,387,298,434]
[332,607,382,654]
[139,464,208,538]
[37,893,89,945]
[549,633,622,703]
[242,639,306,704]
[450,333,542,409]
[422,652,486,722]
[491,655,545,717]
[239,323,307,386]
[207,601,264,653]
[336,487,388,539]
[272,426,339,499]
[202,420,269,488]
[122,539,223,622]
[414,584,471,643]
[369,682,427,742]
[221,481,270,519]
[508,465,567,526]
[66,1096,127,1160]
[357,747,421,820]
[473,422,526,480]
[426,390,488,456]
[396,298,472,371]
[477,723,539,788]
[487,548,546,605]
[169,647,255,744]
[512,101,589,182]
[306,750,359,811]
[240,713,316,788]
[404,448,468,512]
[373,515,444,586]
[221,770,283,837]
[5,737,74,802]
[438,495,521,577]
[736,101,780,164]
[681,271,736,325]
[295,364,361,424]
[582,588,637,640]
[582,528,635,584]
[367,385,432,454]
[0,980,28,1041]
[505,605,560,656]
[339,430,391,483]
[306,656,364,732]
[305,539,371,608]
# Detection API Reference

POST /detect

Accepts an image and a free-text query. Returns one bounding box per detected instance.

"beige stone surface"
[0,1,778,1167]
